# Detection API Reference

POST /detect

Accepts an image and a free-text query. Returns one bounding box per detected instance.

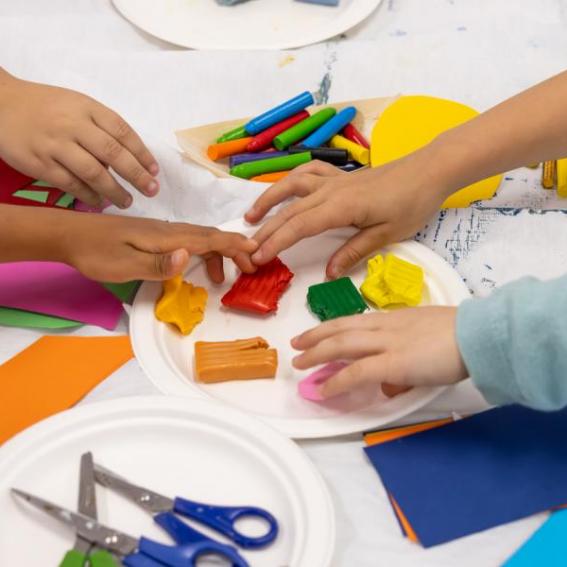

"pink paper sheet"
[0,262,124,330]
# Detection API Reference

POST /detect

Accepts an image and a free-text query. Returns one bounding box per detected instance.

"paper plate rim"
[111,0,383,50]
[0,395,336,567]
[130,218,470,439]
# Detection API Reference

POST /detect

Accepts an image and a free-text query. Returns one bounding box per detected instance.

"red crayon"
[247,111,310,153]
[342,123,370,149]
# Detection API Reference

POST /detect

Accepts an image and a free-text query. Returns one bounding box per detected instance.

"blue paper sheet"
[364,405,567,547]
[503,510,567,566]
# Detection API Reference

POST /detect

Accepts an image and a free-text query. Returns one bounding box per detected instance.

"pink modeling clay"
[298,361,348,401]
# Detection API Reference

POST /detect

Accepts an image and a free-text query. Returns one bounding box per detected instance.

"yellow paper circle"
[371,95,502,208]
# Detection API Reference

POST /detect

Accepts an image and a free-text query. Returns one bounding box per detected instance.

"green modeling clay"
[307,277,368,321]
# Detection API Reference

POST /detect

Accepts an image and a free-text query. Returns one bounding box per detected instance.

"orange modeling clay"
[195,337,278,384]
[155,276,208,335]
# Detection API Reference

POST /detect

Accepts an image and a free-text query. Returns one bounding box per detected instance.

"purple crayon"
[229,151,289,168]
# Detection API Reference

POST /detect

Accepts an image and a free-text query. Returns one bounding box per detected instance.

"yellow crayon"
[329,135,370,166]
[557,158,567,198]
[542,160,556,189]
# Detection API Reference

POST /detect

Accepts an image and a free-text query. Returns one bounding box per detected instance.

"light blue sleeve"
[456,275,567,411]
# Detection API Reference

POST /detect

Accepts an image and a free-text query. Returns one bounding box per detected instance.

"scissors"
[93,462,279,550]
[59,451,117,567]
[12,453,256,566]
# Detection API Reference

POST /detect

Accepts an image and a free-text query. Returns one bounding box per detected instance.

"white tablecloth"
[2,1,567,564]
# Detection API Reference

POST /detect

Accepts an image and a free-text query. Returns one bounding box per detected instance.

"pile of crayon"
[206,91,370,183]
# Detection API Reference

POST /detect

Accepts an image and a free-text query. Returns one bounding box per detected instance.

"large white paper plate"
[0,396,334,566]
[131,219,470,438]
[112,0,383,50]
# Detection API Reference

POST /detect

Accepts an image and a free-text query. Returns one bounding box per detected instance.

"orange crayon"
[251,171,290,183]
[207,137,254,161]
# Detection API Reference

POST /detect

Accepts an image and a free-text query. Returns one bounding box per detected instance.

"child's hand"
[0,69,159,209]
[245,152,453,279]
[59,213,257,283]
[291,307,468,399]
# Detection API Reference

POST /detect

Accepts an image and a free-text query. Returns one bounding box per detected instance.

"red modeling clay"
[221,257,294,314]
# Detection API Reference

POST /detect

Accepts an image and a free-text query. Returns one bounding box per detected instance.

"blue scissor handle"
[122,551,168,567]
[173,497,278,549]
[155,511,248,558]
[134,534,249,567]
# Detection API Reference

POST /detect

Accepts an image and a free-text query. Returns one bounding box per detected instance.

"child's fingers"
[129,248,190,282]
[251,202,332,265]
[207,229,258,255]
[55,145,132,208]
[321,355,392,398]
[79,126,159,197]
[204,254,225,284]
[245,170,326,224]
[293,330,385,370]
[91,105,159,176]
[325,224,389,279]
[292,313,383,349]
[231,251,257,274]
[382,383,411,397]
[44,161,102,206]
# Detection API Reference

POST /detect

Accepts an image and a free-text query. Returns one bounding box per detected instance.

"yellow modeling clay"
[360,253,424,308]
[155,276,208,335]
[556,158,567,197]
[371,96,502,208]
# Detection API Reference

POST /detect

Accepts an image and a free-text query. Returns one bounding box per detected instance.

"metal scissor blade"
[11,488,139,557]
[94,463,173,515]
[79,452,97,519]
[74,451,98,555]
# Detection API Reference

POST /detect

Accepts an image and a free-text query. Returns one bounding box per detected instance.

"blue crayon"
[301,106,357,148]
[229,151,289,168]
[244,92,315,136]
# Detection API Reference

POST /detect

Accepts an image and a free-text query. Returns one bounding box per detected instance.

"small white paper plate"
[131,219,470,439]
[112,0,383,50]
[0,396,335,566]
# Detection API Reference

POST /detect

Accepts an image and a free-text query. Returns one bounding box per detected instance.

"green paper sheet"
[12,189,50,203]
[31,180,55,188]
[0,307,82,329]
[103,281,141,304]
[56,192,75,208]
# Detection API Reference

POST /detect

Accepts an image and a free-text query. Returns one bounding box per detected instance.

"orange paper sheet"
[0,335,133,445]
[364,418,454,543]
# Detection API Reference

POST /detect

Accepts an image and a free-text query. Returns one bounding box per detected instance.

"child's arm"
[0,67,159,209]
[292,275,567,411]
[246,70,567,278]
[0,205,257,282]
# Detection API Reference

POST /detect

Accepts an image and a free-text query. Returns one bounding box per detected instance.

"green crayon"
[230,152,312,179]
[273,108,336,150]
[216,125,247,144]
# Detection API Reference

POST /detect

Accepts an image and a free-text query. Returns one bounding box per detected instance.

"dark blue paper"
[364,405,567,547]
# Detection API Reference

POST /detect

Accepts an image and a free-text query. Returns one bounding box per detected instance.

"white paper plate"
[112,0,383,50]
[131,219,470,439]
[0,396,335,566]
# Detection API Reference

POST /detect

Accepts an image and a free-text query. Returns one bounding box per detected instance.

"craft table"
[2,1,567,564]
